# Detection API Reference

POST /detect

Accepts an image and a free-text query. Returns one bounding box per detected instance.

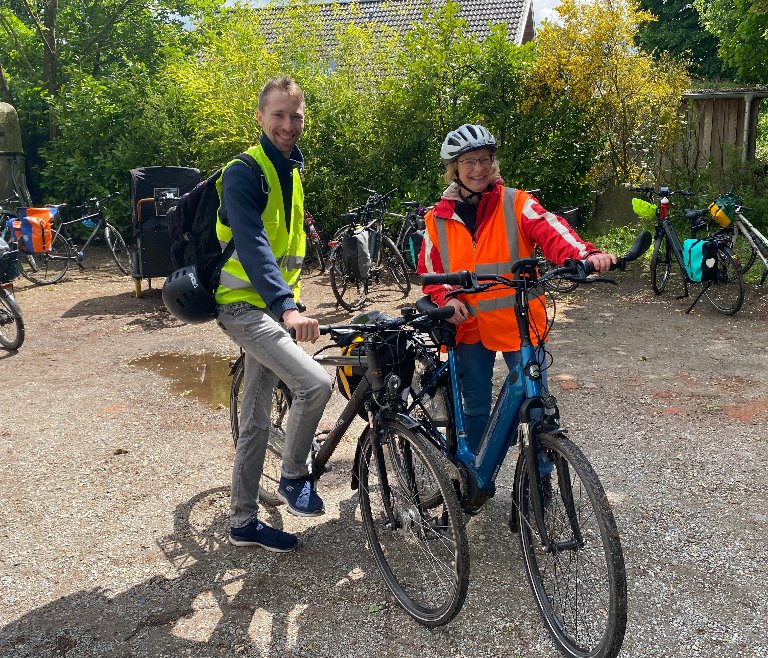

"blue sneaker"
[229,519,298,552]
[277,475,325,517]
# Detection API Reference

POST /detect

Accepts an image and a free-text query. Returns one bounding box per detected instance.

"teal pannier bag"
[682,238,718,282]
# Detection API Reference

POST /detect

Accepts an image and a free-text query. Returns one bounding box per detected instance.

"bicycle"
[327,188,411,311]
[630,185,744,315]
[0,220,24,351]
[707,190,768,285]
[15,192,131,285]
[405,233,650,655]
[301,210,326,275]
[534,207,581,294]
[388,200,428,271]
[229,309,469,627]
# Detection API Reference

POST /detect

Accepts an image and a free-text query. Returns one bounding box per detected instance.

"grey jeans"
[217,302,332,528]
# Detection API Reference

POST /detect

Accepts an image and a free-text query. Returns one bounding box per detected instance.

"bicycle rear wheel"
[0,288,24,350]
[104,223,132,275]
[358,419,469,627]
[513,432,627,658]
[536,247,578,293]
[18,232,71,285]
[301,237,325,275]
[378,236,411,297]
[701,245,744,315]
[401,225,420,271]
[650,234,671,294]
[329,245,366,312]
[230,356,291,507]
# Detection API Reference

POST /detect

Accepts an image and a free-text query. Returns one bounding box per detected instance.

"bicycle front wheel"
[230,357,291,507]
[650,234,671,294]
[378,236,411,297]
[0,288,24,350]
[104,223,132,275]
[358,419,469,627]
[18,232,70,285]
[701,245,744,315]
[513,432,627,658]
[329,246,366,312]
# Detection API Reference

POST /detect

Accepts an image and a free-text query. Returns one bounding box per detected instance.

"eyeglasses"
[457,155,494,168]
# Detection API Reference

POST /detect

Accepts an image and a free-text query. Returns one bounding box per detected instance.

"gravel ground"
[1,247,767,658]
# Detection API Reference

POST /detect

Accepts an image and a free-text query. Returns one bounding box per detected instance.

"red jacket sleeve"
[416,219,454,306]
[521,195,600,265]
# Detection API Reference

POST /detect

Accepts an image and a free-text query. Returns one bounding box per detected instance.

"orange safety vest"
[424,186,548,351]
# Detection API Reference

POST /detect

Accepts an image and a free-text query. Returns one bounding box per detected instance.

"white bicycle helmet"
[440,124,497,162]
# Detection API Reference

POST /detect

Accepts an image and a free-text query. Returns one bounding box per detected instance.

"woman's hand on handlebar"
[282,309,320,343]
[586,252,617,275]
[445,298,467,325]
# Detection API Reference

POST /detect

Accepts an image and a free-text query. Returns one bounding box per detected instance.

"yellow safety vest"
[214,144,305,307]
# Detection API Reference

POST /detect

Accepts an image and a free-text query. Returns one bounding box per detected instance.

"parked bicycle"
[707,190,768,285]
[301,210,326,275]
[230,307,469,627]
[630,185,744,315]
[327,188,411,311]
[15,193,131,285]
[387,200,428,271]
[0,221,24,351]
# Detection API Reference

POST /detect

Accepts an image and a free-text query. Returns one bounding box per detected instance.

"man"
[215,76,332,552]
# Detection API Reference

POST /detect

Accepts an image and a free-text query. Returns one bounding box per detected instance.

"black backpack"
[167,152,267,290]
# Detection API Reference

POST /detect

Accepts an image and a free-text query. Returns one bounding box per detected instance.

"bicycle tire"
[17,232,71,285]
[701,244,744,316]
[358,419,469,627]
[230,357,291,507]
[0,288,24,350]
[650,234,671,294]
[513,432,627,658]
[329,245,366,312]
[379,236,411,297]
[731,225,758,276]
[104,223,132,275]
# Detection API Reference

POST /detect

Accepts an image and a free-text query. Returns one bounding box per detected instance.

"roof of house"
[259,0,535,45]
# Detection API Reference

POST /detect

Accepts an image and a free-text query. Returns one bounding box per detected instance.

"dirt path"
[1,249,767,657]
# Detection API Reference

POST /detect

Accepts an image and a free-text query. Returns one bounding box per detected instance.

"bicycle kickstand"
[685,283,709,314]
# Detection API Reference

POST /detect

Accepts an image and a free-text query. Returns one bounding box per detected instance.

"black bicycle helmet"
[440,124,497,163]
[162,265,216,324]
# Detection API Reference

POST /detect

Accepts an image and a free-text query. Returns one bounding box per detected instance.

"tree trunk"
[42,0,58,139]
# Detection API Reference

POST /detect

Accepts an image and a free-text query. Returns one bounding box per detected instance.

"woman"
[418,124,615,453]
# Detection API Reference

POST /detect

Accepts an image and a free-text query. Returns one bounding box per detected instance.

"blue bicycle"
[405,230,650,656]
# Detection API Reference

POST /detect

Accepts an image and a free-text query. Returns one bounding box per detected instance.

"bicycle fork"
[512,399,583,553]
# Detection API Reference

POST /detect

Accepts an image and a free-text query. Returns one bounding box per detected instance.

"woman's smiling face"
[455,148,495,195]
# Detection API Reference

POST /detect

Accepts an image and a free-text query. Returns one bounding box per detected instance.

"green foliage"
[636,0,733,81]
[693,0,768,84]
[581,222,650,259]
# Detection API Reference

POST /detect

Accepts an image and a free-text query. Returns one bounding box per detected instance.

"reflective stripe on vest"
[425,186,548,351]
[214,144,305,306]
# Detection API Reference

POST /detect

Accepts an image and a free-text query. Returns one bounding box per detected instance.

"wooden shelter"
[674,88,768,172]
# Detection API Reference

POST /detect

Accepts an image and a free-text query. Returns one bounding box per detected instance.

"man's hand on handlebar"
[586,252,617,275]
[282,309,320,343]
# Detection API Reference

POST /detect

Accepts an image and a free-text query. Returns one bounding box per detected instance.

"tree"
[693,0,768,83]
[636,0,732,81]
[534,0,689,186]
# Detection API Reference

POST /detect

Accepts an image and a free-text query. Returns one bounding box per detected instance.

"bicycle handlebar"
[626,184,692,198]
[318,304,455,338]
[422,230,652,289]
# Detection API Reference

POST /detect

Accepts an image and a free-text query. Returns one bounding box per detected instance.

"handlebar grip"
[319,325,332,335]
[421,271,472,287]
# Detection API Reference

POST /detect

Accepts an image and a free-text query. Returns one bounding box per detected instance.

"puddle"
[130,352,236,409]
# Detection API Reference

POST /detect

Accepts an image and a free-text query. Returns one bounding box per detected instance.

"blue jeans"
[217,302,332,527]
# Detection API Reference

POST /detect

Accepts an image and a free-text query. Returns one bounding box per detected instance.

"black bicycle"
[328,188,411,311]
[0,220,24,350]
[301,210,326,275]
[630,185,744,315]
[229,308,470,627]
[388,201,428,271]
[17,193,131,285]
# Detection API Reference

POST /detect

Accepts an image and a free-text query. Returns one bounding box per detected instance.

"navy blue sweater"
[218,135,304,319]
